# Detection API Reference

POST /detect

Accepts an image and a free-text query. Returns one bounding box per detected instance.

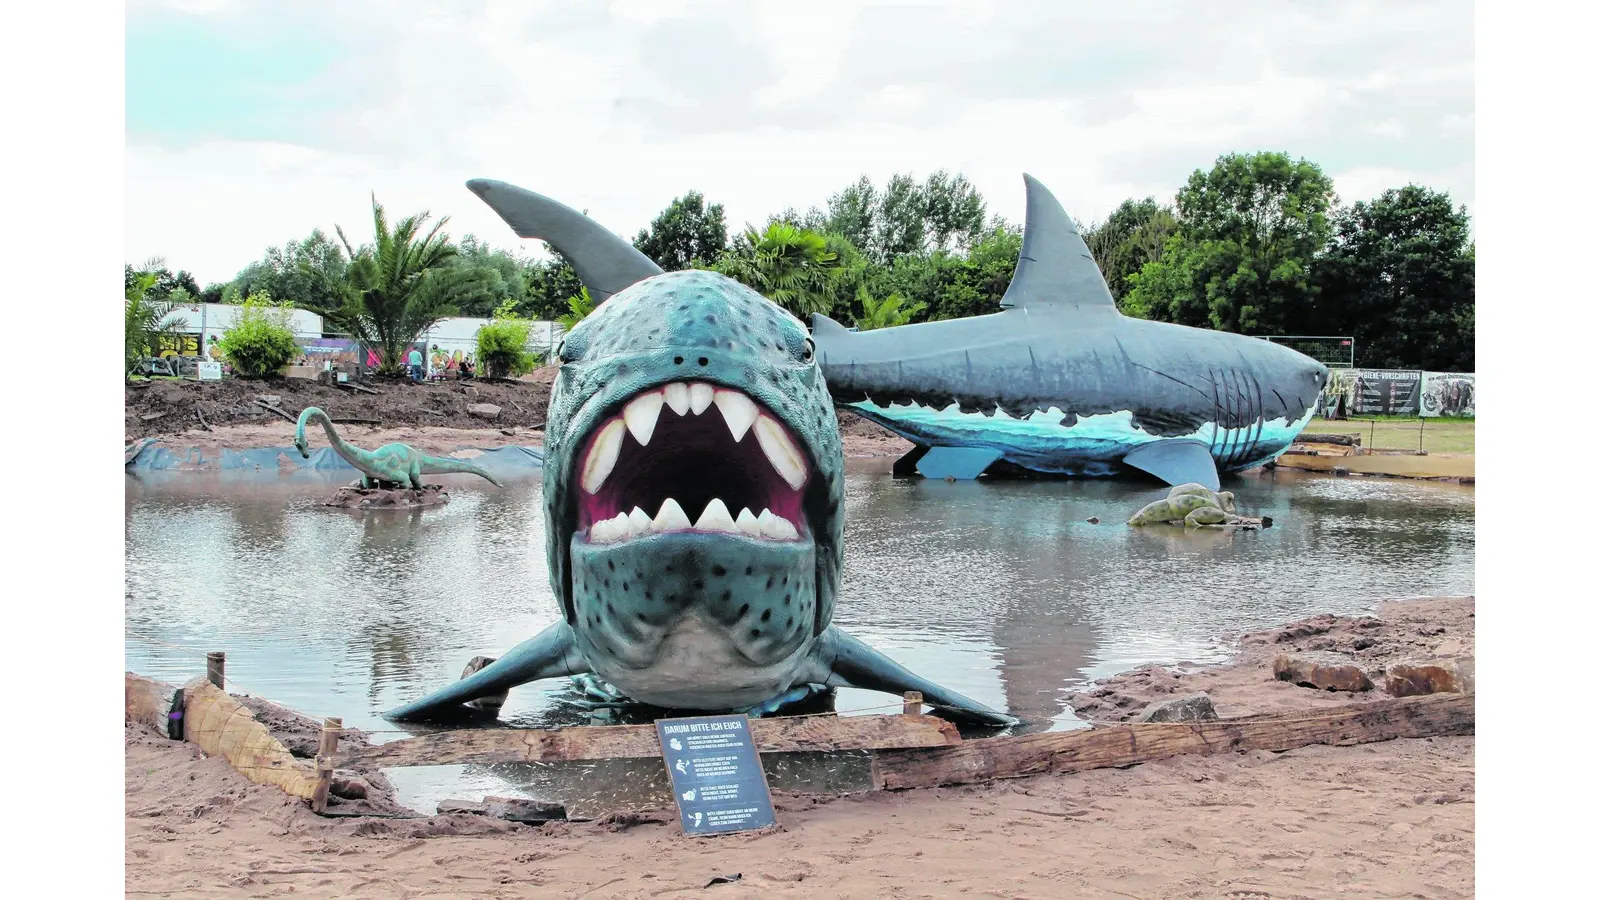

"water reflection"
[125,465,1473,810]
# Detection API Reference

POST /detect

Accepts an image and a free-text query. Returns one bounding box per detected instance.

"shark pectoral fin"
[914,447,1003,480]
[384,622,589,722]
[1122,439,1220,491]
[808,628,1017,727]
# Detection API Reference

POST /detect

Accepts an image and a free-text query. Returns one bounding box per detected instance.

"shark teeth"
[581,419,625,495]
[753,413,807,490]
[578,383,810,494]
[586,500,803,544]
[713,389,758,441]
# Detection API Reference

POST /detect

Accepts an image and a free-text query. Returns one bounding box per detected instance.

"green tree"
[714,222,841,316]
[920,170,987,252]
[1311,185,1475,371]
[436,235,532,317]
[820,176,878,254]
[125,262,202,303]
[329,194,464,376]
[125,270,188,378]
[873,173,927,262]
[524,249,587,320]
[852,288,927,330]
[634,191,728,270]
[1082,198,1178,304]
[217,292,300,378]
[1126,152,1335,333]
[476,299,541,379]
[230,230,348,313]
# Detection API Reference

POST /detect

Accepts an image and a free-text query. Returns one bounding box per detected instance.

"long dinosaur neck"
[298,408,366,463]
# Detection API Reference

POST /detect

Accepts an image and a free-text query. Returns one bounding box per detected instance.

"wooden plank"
[180,678,322,800]
[871,693,1473,791]
[343,712,962,768]
[1273,451,1474,479]
[126,672,179,733]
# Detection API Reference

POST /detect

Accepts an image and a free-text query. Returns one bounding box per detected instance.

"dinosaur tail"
[419,455,505,487]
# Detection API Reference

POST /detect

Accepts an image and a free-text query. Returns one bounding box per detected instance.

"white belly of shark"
[852,399,1315,475]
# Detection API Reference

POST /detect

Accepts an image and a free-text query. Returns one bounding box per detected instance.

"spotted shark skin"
[386,181,1015,727]
[812,175,1331,489]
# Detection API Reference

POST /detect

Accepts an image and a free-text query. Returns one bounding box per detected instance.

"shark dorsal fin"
[466,179,664,304]
[998,174,1119,316]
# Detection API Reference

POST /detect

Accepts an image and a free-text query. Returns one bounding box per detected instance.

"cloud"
[125,0,1473,283]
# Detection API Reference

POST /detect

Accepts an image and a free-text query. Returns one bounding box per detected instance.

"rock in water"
[461,655,509,712]
[468,402,502,420]
[1133,692,1218,723]
[1272,651,1374,692]
[1384,657,1474,697]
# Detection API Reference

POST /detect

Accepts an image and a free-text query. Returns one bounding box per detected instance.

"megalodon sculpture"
[295,407,504,488]
[387,180,1014,726]
[811,175,1331,490]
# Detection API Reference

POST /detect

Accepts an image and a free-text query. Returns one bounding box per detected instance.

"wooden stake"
[311,717,343,814]
[903,691,923,715]
[206,652,225,689]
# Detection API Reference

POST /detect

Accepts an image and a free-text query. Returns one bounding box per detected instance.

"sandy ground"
[126,598,1473,899]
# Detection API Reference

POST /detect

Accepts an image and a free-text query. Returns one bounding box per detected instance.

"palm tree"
[852,287,927,331]
[331,194,462,375]
[714,222,841,316]
[556,287,596,333]
[125,271,187,378]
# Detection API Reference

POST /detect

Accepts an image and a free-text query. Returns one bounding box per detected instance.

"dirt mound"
[125,376,554,442]
[1068,596,1475,723]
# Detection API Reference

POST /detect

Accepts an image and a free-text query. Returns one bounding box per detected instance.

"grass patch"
[1309,417,1475,454]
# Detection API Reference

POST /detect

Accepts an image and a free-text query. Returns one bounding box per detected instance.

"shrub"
[218,292,300,378]
[476,299,540,379]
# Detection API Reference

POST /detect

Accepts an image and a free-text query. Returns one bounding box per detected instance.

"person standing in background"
[407,346,424,383]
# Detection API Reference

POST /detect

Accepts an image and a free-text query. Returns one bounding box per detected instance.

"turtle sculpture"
[1127,483,1257,530]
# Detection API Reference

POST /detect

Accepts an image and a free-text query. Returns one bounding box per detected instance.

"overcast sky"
[125,0,1474,285]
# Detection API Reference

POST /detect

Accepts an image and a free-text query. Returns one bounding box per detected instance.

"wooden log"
[871,693,1473,791]
[310,717,343,814]
[331,417,380,425]
[194,402,212,431]
[254,400,297,423]
[180,678,322,800]
[206,651,226,688]
[1299,432,1361,446]
[126,672,180,734]
[339,383,380,395]
[903,691,923,715]
[342,712,961,769]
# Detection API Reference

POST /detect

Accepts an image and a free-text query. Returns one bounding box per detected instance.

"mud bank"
[126,598,1472,898]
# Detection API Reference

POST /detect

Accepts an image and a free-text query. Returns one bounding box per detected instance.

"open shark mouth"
[575,381,811,544]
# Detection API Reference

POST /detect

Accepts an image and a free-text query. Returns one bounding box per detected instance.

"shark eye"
[800,338,814,362]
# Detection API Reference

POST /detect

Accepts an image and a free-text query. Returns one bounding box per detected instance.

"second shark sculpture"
[811,175,1331,490]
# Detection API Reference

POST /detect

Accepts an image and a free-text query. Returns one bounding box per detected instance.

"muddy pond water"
[125,463,1474,813]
